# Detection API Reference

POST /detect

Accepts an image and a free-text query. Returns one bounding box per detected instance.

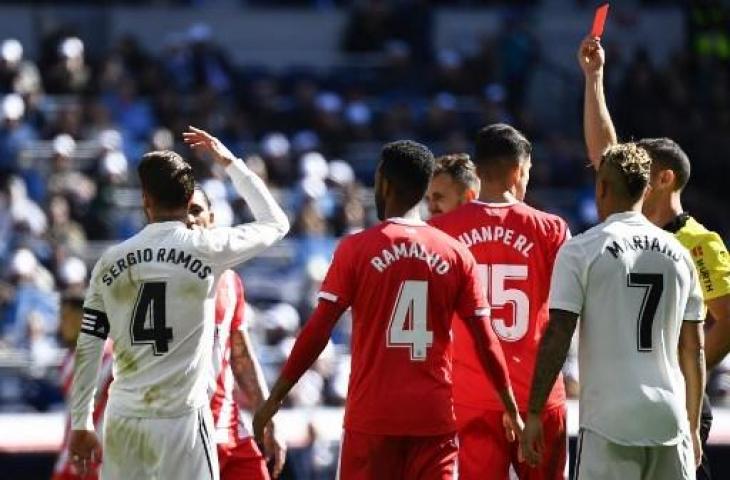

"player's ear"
[209,211,215,225]
[595,176,606,200]
[142,190,152,219]
[381,176,391,198]
[658,169,675,190]
[464,188,477,202]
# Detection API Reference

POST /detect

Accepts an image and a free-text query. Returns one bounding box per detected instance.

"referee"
[578,35,730,479]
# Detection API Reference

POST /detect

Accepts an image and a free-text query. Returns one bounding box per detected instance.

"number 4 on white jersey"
[387,280,433,361]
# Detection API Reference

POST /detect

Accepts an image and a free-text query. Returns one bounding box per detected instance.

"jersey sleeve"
[196,158,290,271]
[551,217,571,258]
[455,247,490,319]
[71,259,109,430]
[230,271,246,332]
[317,238,355,307]
[684,254,707,322]
[548,240,586,315]
[688,231,730,301]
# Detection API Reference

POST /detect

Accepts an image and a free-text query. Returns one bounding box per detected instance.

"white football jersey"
[71,159,289,429]
[549,211,704,446]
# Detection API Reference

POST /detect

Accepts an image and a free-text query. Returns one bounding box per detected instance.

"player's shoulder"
[561,220,607,252]
[426,222,470,252]
[676,216,727,252]
[512,202,569,234]
[93,231,145,268]
[217,268,244,295]
[428,202,478,230]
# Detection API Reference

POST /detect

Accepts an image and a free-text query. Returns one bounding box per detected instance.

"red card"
[591,3,610,38]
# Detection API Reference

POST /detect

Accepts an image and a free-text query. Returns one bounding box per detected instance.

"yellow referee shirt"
[669,215,730,302]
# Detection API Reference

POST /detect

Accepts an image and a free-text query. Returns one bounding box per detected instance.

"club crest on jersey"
[370,241,450,274]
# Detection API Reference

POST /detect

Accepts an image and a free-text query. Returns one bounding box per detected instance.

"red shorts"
[338,429,458,480]
[455,404,567,480]
[217,437,269,480]
[51,468,99,480]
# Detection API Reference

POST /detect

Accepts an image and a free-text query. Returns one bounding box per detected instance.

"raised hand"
[182,126,236,167]
[577,36,605,77]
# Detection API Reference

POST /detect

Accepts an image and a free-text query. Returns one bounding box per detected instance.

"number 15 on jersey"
[477,264,530,342]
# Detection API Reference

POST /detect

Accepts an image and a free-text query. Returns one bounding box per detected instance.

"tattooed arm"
[230,328,268,409]
[528,310,579,414]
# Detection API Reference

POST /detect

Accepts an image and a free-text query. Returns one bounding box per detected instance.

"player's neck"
[385,204,421,222]
[647,194,684,228]
[604,201,643,220]
[477,182,517,204]
[147,208,188,224]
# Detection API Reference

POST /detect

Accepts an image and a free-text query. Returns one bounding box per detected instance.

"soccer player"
[187,186,287,480]
[430,124,570,480]
[53,295,113,480]
[68,127,289,479]
[425,153,480,217]
[578,36,730,479]
[522,143,705,479]
[252,140,522,480]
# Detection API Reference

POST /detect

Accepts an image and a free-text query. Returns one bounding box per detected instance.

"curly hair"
[599,143,652,200]
[434,153,479,190]
[379,140,435,206]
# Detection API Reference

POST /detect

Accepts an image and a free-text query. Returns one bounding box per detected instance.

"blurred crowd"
[1,1,729,434]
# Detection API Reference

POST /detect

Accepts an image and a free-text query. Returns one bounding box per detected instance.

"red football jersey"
[319,218,489,436]
[430,201,569,411]
[210,269,250,446]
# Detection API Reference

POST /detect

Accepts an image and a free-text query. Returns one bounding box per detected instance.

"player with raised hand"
[187,186,287,479]
[68,126,289,479]
[429,124,570,480]
[579,35,730,479]
[522,143,705,479]
[253,140,522,480]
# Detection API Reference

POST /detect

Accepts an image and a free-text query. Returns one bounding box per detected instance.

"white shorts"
[574,428,695,480]
[101,406,219,480]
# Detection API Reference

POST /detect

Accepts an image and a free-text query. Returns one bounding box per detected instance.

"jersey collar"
[605,211,646,224]
[471,199,519,208]
[143,220,187,231]
[662,212,690,234]
[386,217,428,227]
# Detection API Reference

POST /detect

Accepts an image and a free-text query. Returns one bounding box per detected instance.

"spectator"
[0,38,42,96]
[44,37,90,95]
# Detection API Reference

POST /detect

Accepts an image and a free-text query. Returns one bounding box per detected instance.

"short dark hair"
[600,143,652,201]
[193,183,212,208]
[138,150,195,209]
[636,138,690,191]
[379,140,435,207]
[434,153,479,190]
[474,123,531,172]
